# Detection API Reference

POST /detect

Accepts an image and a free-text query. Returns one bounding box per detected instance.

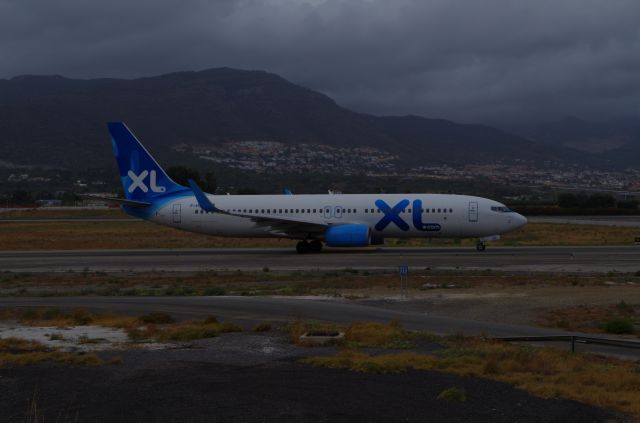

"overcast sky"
[1,0,639,124]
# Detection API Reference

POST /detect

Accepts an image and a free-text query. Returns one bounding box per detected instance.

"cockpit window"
[491,206,512,213]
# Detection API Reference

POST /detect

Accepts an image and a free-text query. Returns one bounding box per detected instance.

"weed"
[203,316,218,324]
[108,356,123,365]
[201,287,225,296]
[603,318,635,334]
[71,308,93,325]
[48,333,65,341]
[253,322,272,332]
[437,387,466,402]
[139,312,174,324]
[345,321,415,349]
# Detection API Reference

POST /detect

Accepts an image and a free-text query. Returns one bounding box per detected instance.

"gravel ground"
[0,332,626,422]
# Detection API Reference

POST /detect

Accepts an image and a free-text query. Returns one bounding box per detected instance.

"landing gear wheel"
[309,240,323,253]
[476,241,486,252]
[296,241,310,254]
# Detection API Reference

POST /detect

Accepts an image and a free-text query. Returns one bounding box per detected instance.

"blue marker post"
[399,264,409,298]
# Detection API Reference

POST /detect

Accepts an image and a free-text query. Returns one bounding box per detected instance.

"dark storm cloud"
[1,0,639,123]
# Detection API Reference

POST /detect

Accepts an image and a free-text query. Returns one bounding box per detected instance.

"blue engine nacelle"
[324,224,370,247]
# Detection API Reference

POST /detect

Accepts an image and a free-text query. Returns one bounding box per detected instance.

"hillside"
[0,68,574,171]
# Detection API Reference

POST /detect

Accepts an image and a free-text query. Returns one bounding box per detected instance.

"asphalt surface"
[1,334,621,423]
[2,245,640,273]
[2,296,639,359]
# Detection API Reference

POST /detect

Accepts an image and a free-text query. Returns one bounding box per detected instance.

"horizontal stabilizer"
[187,179,218,212]
[76,193,151,208]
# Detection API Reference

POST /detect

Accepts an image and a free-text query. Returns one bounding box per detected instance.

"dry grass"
[344,321,415,348]
[126,320,242,342]
[0,220,296,250]
[0,208,127,220]
[0,215,637,251]
[3,269,629,300]
[288,320,415,348]
[536,302,639,336]
[391,223,638,247]
[253,322,272,332]
[303,337,640,416]
[0,337,104,367]
[0,307,242,343]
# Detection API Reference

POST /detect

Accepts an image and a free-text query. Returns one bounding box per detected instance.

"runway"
[1,245,640,273]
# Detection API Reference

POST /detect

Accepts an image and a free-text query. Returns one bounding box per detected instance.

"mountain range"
[0,68,635,171]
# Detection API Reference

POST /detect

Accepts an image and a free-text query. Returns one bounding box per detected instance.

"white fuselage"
[143,193,527,240]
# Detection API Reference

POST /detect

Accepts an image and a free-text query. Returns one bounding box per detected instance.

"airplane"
[85,122,527,254]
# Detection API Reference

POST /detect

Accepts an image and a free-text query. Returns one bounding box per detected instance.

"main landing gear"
[296,240,323,254]
[476,241,486,252]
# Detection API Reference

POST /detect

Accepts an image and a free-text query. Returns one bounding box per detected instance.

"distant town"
[172,141,640,196]
[3,140,640,205]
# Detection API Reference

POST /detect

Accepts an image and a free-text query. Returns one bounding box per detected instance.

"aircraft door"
[334,206,343,218]
[468,201,478,222]
[323,206,332,219]
[172,203,181,224]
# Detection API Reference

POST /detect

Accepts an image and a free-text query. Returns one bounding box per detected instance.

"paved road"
[2,296,638,359]
[1,245,640,273]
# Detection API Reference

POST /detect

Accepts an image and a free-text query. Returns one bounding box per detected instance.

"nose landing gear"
[476,241,486,252]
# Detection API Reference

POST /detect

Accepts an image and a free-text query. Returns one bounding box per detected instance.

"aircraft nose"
[514,213,527,228]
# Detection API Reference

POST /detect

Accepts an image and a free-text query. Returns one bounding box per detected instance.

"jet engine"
[324,224,370,247]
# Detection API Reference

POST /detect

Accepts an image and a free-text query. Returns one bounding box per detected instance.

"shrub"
[201,287,225,296]
[345,321,415,348]
[71,308,93,325]
[253,322,272,332]
[203,316,218,324]
[603,318,635,334]
[219,322,243,333]
[41,308,63,320]
[140,312,174,324]
[158,323,220,342]
[437,387,466,402]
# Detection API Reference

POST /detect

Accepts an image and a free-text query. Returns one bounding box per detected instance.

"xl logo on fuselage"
[374,199,441,232]
[127,170,166,193]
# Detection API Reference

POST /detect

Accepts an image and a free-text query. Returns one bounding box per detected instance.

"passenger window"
[408,208,411,213]
[438,208,441,213]
[449,208,453,213]
[353,209,357,213]
[432,208,435,213]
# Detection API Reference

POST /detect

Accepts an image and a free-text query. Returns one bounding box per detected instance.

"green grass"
[437,387,466,402]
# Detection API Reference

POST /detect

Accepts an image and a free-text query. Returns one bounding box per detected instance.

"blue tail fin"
[108,122,185,202]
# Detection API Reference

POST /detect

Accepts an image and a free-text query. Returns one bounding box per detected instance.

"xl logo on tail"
[127,170,166,193]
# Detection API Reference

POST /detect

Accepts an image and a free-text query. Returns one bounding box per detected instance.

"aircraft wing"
[187,179,327,237]
[229,212,327,237]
